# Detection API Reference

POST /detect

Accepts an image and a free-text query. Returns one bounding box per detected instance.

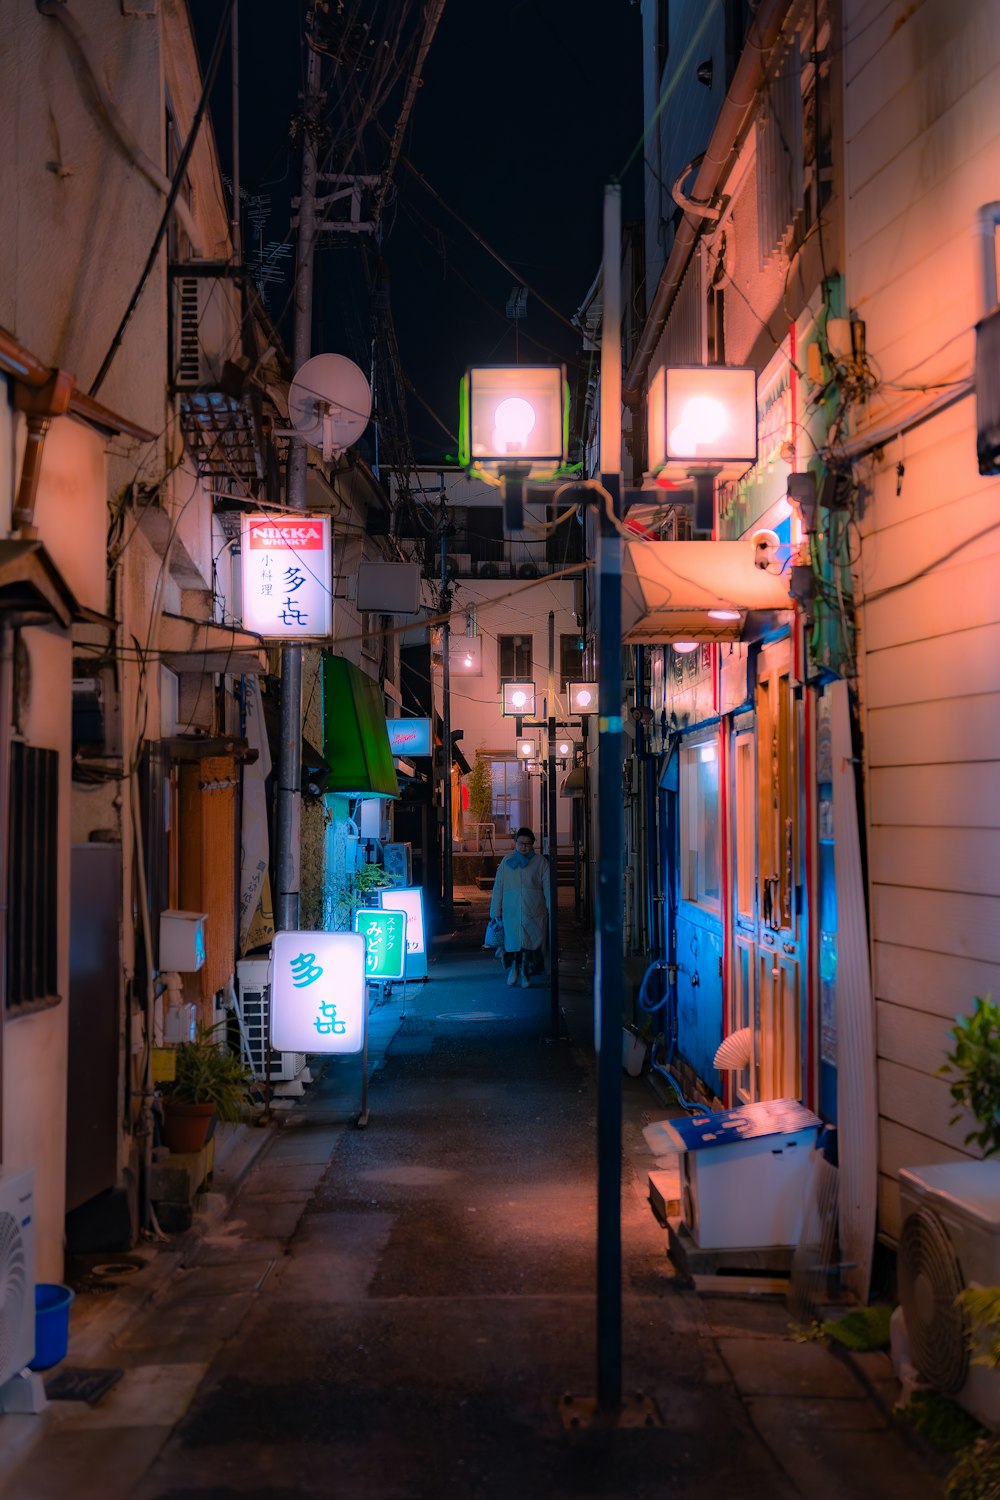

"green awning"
[321,654,399,798]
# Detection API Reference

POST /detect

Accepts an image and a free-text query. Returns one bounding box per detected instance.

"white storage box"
[159,910,207,973]
[656,1098,821,1249]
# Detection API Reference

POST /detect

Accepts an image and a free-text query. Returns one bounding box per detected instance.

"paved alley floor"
[0,891,944,1499]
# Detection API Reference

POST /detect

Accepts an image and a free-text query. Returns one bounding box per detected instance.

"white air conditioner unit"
[235,959,306,1084]
[899,1160,1000,1429]
[173,269,242,390]
[0,1167,36,1383]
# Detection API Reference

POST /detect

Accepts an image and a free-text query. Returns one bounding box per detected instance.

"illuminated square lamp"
[568,681,598,715]
[661,366,758,468]
[554,736,576,759]
[516,737,539,760]
[463,365,566,470]
[502,681,536,717]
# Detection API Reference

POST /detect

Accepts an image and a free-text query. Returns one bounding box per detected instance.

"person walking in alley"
[489,827,551,989]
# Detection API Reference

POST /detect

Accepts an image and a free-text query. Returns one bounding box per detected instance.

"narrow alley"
[0,892,941,1500]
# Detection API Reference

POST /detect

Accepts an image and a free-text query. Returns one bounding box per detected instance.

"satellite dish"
[288,353,371,460]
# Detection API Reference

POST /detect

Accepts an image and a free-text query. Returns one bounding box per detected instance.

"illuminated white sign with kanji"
[241,514,332,640]
[270,931,365,1054]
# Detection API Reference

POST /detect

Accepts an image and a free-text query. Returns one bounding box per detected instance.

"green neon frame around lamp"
[459,365,570,529]
[502,681,536,717]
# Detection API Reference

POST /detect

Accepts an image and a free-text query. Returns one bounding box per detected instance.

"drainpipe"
[12,371,75,534]
[623,0,794,405]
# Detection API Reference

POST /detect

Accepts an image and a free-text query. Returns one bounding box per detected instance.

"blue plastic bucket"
[28,1283,74,1370]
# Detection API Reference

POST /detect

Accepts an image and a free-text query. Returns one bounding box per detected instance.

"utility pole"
[275,14,323,932]
[439,501,454,926]
[547,612,560,1038]
[596,182,625,1415]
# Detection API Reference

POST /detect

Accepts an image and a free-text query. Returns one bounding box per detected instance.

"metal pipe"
[975,201,1000,315]
[547,612,560,1037]
[0,624,12,1160]
[623,0,794,404]
[596,182,624,1415]
[440,524,454,925]
[275,23,322,933]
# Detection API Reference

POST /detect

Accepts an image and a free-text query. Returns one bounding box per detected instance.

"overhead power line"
[393,147,581,336]
[373,0,448,226]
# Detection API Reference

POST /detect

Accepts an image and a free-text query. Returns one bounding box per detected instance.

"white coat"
[489,851,551,954]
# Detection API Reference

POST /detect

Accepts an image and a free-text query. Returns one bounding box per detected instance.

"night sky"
[195,0,643,465]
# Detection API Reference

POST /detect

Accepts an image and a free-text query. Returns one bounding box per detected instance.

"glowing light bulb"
[511,689,528,709]
[464,654,473,668]
[492,397,536,454]
[670,395,728,456]
[673,641,699,654]
[699,743,717,762]
[708,609,741,621]
[558,741,571,757]
[575,689,593,709]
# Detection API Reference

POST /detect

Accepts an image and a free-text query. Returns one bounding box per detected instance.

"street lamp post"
[547,611,560,1040]
[595,181,624,1415]
[459,195,625,1408]
[439,504,454,928]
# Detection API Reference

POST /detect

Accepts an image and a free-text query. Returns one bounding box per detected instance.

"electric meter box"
[655,1098,821,1250]
[159,910,207,973]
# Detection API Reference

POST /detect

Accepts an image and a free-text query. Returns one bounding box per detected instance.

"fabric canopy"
[322,654,399,798]
[621,539,792,642]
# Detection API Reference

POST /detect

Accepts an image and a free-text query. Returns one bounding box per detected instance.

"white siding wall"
[844,0,1000,1238]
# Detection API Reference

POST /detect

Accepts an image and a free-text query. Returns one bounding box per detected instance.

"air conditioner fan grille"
[0,1210,27,1379]
[899,1206,968,1395]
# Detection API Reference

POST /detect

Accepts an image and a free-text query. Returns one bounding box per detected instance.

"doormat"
[44,1367,124,1405]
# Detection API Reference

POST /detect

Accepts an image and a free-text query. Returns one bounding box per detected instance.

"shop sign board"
[241,513,332,639]
[270,931,365,1053]
[354,907,407,982]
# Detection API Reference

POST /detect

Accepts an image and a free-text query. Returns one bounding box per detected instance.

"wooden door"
[754,646,804,1100]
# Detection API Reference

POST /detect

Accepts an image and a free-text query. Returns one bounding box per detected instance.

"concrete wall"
[843,0,1000,1237]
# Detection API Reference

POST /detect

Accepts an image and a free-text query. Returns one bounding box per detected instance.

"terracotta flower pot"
[162,1098,216,1155]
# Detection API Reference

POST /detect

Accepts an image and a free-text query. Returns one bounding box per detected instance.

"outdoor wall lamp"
[568,681,599,716]
[449,635,482,674]
[647,364,758,534]
[502,681,536,717]
[460,364,569,529]
[516,737,539,759]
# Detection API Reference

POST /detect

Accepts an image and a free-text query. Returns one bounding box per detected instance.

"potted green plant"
[160,1022,251,1154]
[330,863,397,931]
[465,756,493,850]
[939,995,1000,1157]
